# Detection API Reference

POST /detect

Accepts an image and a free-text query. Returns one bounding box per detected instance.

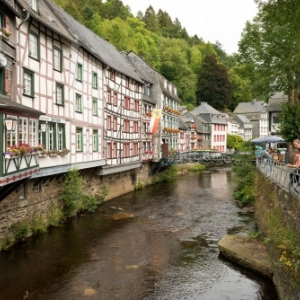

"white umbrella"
[250,135,284,143]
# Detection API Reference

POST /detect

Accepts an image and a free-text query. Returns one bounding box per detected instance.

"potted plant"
[18,143,31,156]
[39,149,48,157]
[49,149,58,157]
[4,148,13,159]
[59,148,70,156]
[34,144,45,153]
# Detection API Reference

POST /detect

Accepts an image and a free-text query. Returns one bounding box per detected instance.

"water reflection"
[0,168,277,300]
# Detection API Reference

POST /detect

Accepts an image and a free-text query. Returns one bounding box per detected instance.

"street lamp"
[4,118,17,132]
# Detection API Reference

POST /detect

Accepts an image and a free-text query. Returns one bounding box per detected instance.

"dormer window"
[32,0,39,12]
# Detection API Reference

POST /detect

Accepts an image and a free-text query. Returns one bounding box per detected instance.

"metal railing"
[256,158,300,197]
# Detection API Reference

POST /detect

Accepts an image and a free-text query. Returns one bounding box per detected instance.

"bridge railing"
[256,158,300,197]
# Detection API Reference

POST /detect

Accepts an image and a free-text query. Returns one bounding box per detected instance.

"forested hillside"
[52,0,257,111]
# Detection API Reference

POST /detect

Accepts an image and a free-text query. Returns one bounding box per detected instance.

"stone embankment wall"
[0,162,152,249]
[255,172,300,300]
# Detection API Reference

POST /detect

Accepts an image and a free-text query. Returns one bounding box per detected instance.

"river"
[0,167,278,300]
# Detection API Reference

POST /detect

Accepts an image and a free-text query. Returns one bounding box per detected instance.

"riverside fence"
[256,158,300,197]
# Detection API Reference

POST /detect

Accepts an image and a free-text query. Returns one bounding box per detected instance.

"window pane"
[56,84,64,104]
[29,34,38,59]
[54,48,61,71]
[23,72,32,95]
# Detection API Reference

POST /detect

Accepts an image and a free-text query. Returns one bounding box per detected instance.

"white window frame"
[75,93,82,112]
[54,47,62,71]
[29,32,39,59]
[76,128,83,151]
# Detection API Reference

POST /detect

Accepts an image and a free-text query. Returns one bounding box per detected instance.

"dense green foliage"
[52,0,249,109]
[197,54,233,109]
[233,162,256,206]
[227,134,245,150]
[279,100,300,142]
[60,168,109,217]
[239,0,300,101]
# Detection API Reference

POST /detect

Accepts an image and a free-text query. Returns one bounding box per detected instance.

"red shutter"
[4,69,9,94]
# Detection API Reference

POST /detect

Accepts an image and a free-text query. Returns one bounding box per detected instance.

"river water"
[0,167,278,300]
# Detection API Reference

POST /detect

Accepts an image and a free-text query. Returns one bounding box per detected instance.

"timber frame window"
[53,47,62,72]
[29,32,39,60]
[75,93,82,112]
[124,96,130,110]
[92,71,98,89]
[76,127,83,151]
[124,143,130,157]
[134,100,139,112]
[113,116,117,131]
[56,83,64,105]
[92,98,98,116]
[23,69,34,97]
[133,142,138,155]
[107,115,112,130]
[76,62,83,81]
[39,122,66,151]
[107,90,112,104]
[92,129,98,151]
[113,92,118,106]
[107,142,112,158]
[5,116,38,148]
[109,69,116,81]
[113,142,117,158]
[124,119,130,133]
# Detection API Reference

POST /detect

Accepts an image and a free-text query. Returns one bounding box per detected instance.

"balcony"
[1,153,39,186]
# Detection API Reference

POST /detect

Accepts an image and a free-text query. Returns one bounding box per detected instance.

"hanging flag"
[149,109,162,135]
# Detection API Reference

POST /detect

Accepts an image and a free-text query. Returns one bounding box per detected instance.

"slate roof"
[17,0,75,42]
[44,0,143,83]
[0,95,44,117]
[191,102,227,124]
[3,0,20,16]
[234,99,267,114]
[267,92,287,112]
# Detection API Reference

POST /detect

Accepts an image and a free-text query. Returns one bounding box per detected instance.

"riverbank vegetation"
[1,169,109,251]
[232,162,256,207]
[255,174,300,290]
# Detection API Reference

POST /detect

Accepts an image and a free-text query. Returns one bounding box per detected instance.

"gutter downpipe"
[17,10,30,104]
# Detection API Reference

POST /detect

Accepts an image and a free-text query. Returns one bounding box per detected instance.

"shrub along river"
[0,167,278,300]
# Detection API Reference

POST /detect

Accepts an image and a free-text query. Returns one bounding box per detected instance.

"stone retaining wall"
[0,162,153,249]
[256,172,300,300]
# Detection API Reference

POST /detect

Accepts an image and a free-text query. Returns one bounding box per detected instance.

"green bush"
[233,162,256,206]
[11,221,31,242]
[60,168,83,217]
[31,215,47,235]
[47,202,64,227]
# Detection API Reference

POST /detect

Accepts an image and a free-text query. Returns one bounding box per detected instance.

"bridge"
[158,150,254,166]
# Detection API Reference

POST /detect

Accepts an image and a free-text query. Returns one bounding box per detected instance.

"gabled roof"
[267,92,287,112]
[0,95,44,117]
[127,51,180,101]
[44,0,143,83]
[3,0,21,16]
[191,102,221,115]
[191,102,227,124]
[234,114,251,124]
[234,99,267,114]
[17,0,74,42]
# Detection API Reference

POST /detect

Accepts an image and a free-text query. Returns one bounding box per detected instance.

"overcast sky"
[121,0,258,54]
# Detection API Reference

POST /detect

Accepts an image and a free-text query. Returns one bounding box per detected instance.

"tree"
[239,0,300,100]
[197,54,233,110]
[227,134,244,150]
[143,6,161,34]
[279,100,300,143]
